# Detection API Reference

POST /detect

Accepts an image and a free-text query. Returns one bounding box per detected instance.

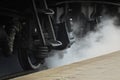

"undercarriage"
[0,0,120,70]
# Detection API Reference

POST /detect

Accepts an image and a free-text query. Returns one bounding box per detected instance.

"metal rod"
[43,0,57,41]
[32,0,46,45]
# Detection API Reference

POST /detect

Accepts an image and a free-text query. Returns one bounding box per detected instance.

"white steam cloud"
[45,16,120,68]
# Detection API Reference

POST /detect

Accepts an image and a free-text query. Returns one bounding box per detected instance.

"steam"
[45,16,120,68]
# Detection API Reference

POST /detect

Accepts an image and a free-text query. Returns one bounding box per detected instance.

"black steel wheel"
[17,18,45,70]
[18,48,42,70]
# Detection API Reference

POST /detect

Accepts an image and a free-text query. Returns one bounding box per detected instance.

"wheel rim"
[28,54,41,69]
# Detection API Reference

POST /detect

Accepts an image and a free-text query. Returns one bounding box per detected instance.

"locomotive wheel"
[17,20,45,70]
[18,48,42,70]
[17,31,44,70]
